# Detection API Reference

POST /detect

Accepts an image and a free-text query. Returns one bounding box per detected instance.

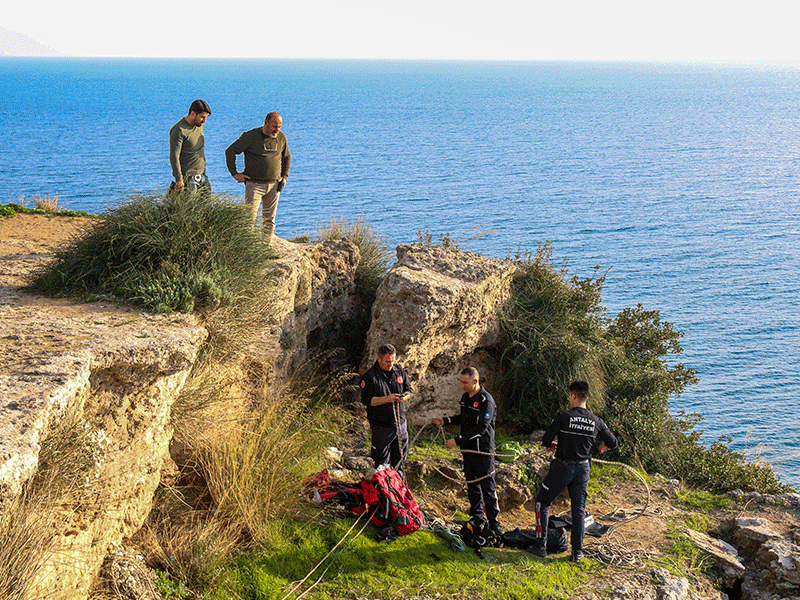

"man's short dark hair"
[460,367,479,380]
[568,380,589,399]
[189,99,211,115]
[378,344,396,356]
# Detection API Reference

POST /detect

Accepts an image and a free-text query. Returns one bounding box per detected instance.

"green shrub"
[154,570,191,599]
[499,242,789,493]
[500,242,609,429]
[1,201,93,218]
[675,490,730,511]
[27,192,276,314]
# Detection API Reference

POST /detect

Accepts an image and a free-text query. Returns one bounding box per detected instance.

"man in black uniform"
[534,380,617,563]
[432,367,501,536]
[360,344,413,478]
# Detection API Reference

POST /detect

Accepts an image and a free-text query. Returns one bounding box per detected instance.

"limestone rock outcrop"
[0,300,206,599]
[0,231,360,600]
[363,244,515,425]
[711,514,800,600]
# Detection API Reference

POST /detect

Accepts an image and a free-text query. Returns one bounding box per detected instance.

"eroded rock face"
[0,301,206,600]
[363,244,515,425]
[259,237,360,389]
[712,513,800,600]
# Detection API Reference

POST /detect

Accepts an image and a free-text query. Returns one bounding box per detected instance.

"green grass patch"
[674,489,730,512]
[209,518,590,600]
[586,463,626,496]
[0,202,95,218]
[407,427,456,462]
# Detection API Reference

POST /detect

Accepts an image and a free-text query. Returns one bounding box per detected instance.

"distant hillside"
[0,25,61,56]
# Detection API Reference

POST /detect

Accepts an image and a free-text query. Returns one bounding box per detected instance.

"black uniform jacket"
[443,387,497,453]
[360,361,413,427]
[542,406,618,461]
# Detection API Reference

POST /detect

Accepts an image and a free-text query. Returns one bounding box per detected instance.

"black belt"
[556,457,589,465]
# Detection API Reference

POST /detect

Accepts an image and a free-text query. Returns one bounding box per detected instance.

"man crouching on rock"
[432,367,502,537]
[534,380,618,563]
[360,344,413,478]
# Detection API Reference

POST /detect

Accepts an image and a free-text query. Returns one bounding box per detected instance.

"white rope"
[279,507,374,600]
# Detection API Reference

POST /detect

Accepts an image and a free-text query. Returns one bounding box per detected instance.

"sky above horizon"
[5,0,800,62]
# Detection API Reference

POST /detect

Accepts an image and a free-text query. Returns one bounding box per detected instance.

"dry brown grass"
[199,365,350,544]
[18,193,61,212]
[134,487,242,594]
[154,353,352,591]
[0,415,99,599]
[0,487,59,600]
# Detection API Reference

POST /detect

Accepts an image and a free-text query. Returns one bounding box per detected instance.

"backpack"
[360,466,424,539]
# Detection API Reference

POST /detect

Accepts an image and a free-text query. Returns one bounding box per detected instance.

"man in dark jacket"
[360,344,413,477]
[432,367,501,536]
[534,380,618,563]
[225,111,291,240]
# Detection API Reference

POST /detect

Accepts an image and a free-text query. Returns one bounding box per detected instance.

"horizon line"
[4,55,800,66]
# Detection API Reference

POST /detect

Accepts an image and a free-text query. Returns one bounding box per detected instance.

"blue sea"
[1,58,798,487]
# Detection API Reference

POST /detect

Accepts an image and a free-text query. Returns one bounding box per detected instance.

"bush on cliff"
[501,243,609,429]
[27,192,276,314]
[500,243,788,493]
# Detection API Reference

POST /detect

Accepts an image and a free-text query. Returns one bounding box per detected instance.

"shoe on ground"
[532,542,547,558]
[572,551,583,563]
[489,522,503,537]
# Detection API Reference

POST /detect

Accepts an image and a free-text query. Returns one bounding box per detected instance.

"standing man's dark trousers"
[464,452,500,525]
[184,173,211,193]
[370,422,408,477]
[535,458,590,557]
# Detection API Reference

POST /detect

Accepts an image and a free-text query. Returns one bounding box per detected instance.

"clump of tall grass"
[315,216,393,304]
[27,192,277,315]
[136,359,351,594]
[200,366,350,543]
[134,494,241,596]
[0,487,57,600]
[31,194,60,212]
[171,356,351,546]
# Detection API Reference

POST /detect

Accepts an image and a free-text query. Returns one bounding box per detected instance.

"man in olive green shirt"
[225,112,291,239]
[169,99,212,193]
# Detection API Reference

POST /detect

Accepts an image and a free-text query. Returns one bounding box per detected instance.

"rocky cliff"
[0,220,360,600]
[2,215,799,600]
